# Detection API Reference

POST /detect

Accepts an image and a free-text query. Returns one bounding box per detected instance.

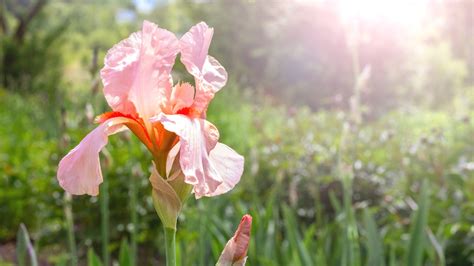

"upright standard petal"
[217,214,252,266]
[153,114,243,198]
[101,21,179,119]
[100,30,141,115]
[57,117,128,196]
[180,22,213,77]
[180,22,228,115]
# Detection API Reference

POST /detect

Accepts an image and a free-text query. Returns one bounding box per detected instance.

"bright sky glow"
[337,0,429,28]
[133,0,158,13]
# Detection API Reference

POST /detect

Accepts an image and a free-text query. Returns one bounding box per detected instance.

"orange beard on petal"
[176,107,202,118]
[95,111,154,152]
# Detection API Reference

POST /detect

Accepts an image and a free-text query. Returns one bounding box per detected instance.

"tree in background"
[167,0,471,115]
[0,0,67,96]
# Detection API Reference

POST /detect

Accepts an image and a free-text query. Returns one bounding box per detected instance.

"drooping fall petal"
[152,114,244,198]
[153,114,220,193]
[217,215,252,266]
[207,143,245,197]
[101,20,179,119]
[57,117,129,196]
[179,22,228,115]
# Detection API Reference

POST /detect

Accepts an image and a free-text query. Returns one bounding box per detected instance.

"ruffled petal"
[57,117,128,196]
[101,20,179,119]
[171,83,194,113]
[207,142,244,197]
[179,22,213,77]
[192,56,227,115]
[153,114,243,198]
[217,214,252,266]
[100,30,140,116]
[179,22,228,115]
[161,82,195,114]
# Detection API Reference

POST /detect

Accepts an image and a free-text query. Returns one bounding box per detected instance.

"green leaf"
[282,205,313,266]
[99,172,110,266]
[16,224,38,266]
[329,190,342,214]
[119,239,133,266]
[341,180,361,266]
[406,180,430,266]
[426,227,445,266]
[363,209,385,266]
[388,244,397,266]
[87,248,103,266]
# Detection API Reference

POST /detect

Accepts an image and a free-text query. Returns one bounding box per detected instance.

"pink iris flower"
[57,21,244,199]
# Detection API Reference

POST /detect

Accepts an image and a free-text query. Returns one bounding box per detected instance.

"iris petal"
[153,114,243,198]
[179,22,228,116]
[101,21,179,120]
[57,117,129,196]
[217,214,252,266]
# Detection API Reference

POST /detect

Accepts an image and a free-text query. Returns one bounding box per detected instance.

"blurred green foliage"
[0,0,473,265]
[1,85,473,265]
[1,0,65,99]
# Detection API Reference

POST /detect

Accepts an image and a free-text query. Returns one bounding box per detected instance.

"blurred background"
[0,0,473,265]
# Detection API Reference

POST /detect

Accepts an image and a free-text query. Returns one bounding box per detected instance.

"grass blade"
[426,227,445,266]
[406,180,430,266]
[130,165,139,266]
[87,248,103,266]
[341,179,361,266]
[100,174,110,266]
[282,205,313,266]
[388,244,397,266]
[16,224,38,266]
[64,192,78,266]
[363,209,385,266]
[119,238,133,266]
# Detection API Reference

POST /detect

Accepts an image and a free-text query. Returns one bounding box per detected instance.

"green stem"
[64,193,78,266]
[164,227,176,266]
[130,171,138,266]
[100,176,110,266]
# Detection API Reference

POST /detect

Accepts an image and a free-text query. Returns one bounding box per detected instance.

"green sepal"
[150,165,182,230]
[168,171,193,204]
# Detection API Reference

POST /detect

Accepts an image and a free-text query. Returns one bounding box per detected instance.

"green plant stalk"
[337,14,365,266]
[64,193,78,266]
[342,176,361,266]
[282,205,313,265]
[198,201,206,266]
[363,209,385,266]
[336,113,361,266]
[426,227,445,266]
[100,175,110,266]
[17,224,38,266]
[406,180,430,266]
[130,170,138,265]
[58,87,77,266]
[164,227,177,266]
